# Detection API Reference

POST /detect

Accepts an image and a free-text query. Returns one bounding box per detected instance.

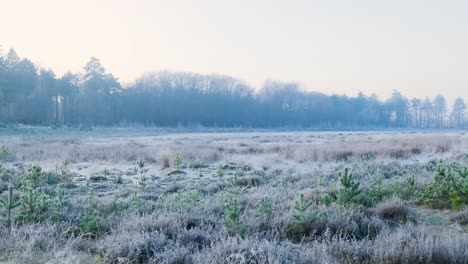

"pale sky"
[1,0,467,102]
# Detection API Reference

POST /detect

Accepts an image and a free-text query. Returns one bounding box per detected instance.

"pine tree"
[0,185,20,227]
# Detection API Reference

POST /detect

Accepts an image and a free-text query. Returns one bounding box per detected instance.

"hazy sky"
[1,0,467,101]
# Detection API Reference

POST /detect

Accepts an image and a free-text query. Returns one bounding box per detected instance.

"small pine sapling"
[59,159,73,183]
[53,184,68,220]
[222,186,246,237]
[337,168,362,205]
[173,154,182,171]
[291,193,313,226]
[255,197,273,220]
[217,165,224,181]
[130,191,145,214]
[169,190,200,214]
[0,164,7,181]
[17,184,39,223]
[403,176,417,198]
[137,159,149,188]
[36,189,50,216]
[0,185,20,227]
[450,166,468,210]
[23,166,45,189]
[114,174,123,185]
[78,213,101,236]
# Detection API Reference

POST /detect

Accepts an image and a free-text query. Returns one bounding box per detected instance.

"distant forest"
[0,48,466,128]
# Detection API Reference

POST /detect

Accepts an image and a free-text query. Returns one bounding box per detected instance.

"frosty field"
[0,128,467,263]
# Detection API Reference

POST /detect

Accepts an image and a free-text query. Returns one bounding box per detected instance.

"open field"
[0,128,467,263]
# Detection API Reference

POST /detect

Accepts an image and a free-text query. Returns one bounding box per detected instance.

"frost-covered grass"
[0,129,467,263]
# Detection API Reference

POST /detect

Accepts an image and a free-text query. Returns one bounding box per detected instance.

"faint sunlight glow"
[0,0,467,101]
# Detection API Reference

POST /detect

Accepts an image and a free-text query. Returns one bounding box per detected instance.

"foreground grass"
[0,131,467,263]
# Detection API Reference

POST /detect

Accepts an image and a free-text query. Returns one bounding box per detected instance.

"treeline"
[0,48,466,128]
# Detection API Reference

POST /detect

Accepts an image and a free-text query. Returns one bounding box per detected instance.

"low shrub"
[192,237,323,264]
[329,225,468,264]
[287,206,386,242]
[419,163,468,210]
[450,209,468,225]
[78,212,102,236]
[0,146,16,162]
[372,196,413,224]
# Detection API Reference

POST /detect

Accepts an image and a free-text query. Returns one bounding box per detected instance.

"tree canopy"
[0,48,466,129]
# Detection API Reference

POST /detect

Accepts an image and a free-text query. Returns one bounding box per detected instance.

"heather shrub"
[329,225,468,264]
[450,208,468,225]
[372,196,413,224]
[0,146,16,162]
[99,231,192,264]
[287,205,385,241]
[193,237,324,264]
[370,226,468,264]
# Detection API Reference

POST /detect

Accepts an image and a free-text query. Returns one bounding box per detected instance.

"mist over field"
[1,1,468,264]
[0,50,466,129]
